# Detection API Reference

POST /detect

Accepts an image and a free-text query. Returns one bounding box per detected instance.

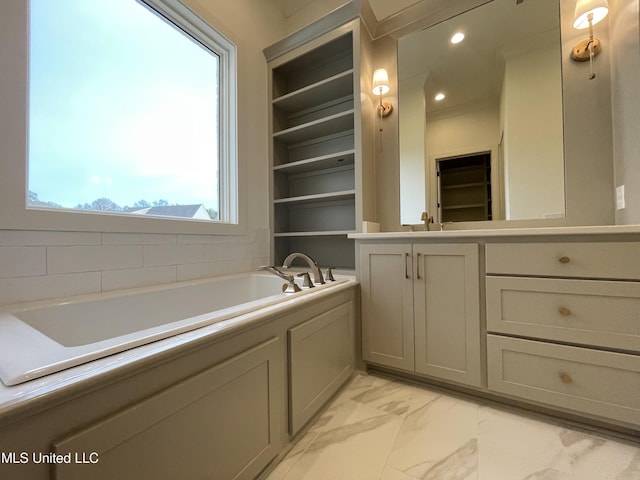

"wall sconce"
[571,0,609,79]
[372,68,392,131]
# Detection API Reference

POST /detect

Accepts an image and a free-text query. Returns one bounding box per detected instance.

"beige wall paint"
[371,35,401,232]
[283,0,349,35]
[611,0,640,224]
[183,0,286,230]
[501,45,564,220]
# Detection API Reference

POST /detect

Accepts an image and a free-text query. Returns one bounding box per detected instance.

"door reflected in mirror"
[399,0,565,225]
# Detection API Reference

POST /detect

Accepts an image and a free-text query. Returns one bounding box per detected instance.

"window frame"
[0,0,241,235]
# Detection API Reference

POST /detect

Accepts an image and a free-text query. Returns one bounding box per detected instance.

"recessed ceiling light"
[434,93,446,101]
[450,32,465,44]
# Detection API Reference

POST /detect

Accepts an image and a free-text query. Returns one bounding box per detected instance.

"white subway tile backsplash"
[102,232,177,245]
[0,230,101,247]
[0,247,46,278]
[178,234,230,245]
[177,258,254,281]
[0,227,269,306]
[176,261,225,281]
[102,266,177,292]
[143,244,203,267]
[203,243,249,262]
[0,272,101,306]
[47,246,143,274]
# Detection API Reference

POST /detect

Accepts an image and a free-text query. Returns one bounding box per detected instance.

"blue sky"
[28,0,220,211]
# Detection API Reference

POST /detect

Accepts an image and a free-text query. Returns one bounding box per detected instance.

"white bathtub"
[0,272,346,386]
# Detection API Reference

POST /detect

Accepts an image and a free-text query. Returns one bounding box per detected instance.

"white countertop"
[349,224,640,239]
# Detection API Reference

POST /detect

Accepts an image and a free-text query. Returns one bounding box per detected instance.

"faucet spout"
[258,265,302,293]
[420,211,433,230]
[258,265,293,283]
[282,252,325,285]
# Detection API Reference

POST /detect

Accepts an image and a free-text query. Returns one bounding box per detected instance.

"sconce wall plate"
[376,101,393,117]
[571,37,602,61]
[571,38,602,62]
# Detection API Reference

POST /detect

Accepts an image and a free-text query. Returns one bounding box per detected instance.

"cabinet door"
[413,244,481,387]
[289,302,354,435]
[53,338,282,480]
[360,244,414,371]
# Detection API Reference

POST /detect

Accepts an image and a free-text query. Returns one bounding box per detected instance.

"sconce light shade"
[573,0,609,29]
[372,68,390,95]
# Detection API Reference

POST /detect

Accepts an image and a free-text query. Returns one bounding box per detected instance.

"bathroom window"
[22,0,238,228]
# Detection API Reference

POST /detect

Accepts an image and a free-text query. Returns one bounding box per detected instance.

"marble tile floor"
[266,373,640,480]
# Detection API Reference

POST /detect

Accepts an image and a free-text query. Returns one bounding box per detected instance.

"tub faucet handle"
[282,280,302,294]
[325,267,336,282]
[297,272,314,288]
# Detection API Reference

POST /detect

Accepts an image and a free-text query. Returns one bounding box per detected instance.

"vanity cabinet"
[265,18,375,270]
[486,242,640,426]
[360,243,482,387]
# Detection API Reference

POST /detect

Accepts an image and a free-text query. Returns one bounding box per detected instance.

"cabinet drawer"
[486,276,640,352]
[486,242,640,280]
[487,335,640,426]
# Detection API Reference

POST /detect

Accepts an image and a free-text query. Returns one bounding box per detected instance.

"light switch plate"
[616,185,626,210]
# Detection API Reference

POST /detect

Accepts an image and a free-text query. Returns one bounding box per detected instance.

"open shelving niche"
[268,28,362,270]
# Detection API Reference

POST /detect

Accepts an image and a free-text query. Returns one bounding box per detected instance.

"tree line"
[28,191,218,219]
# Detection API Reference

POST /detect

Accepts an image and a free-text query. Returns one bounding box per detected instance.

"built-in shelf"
[268,27,360,269]
[273,110,354,144]
[442,204,486,210]
[273,70,354,113]
[442,182,487,190]
[273,150,355,175]
[273,230,356,238]
[273,190,356,206]
[438,152,491,222]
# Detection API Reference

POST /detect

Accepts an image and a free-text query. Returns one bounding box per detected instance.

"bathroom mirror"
[398,0,565,225]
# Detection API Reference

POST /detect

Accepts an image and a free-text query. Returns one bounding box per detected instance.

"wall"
[0,0,286,307]
[284,0,349,35]
[399,74,427,224]
[371,35,401,232]
[611,0,640,224]
[500,44,565,220]
[560,0,615,226]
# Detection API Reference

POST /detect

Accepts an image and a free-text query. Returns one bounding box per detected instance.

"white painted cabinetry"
[0,287,358,480]
[265,18,374,270]
[53,338,282,480]
[360,243,481,387]
[486,242,640,427]
[288,302,355,435]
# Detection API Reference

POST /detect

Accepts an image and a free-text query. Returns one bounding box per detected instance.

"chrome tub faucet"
[282,252,325,285]
[258,265,301,293]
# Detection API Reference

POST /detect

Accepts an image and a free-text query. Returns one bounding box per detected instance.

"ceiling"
[269,0,417,20]
[269,0,317,18]
[367,0,423,20]
[398,0,561,117]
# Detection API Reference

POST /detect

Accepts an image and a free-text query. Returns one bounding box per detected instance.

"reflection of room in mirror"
[398,0,565,224]
[436,152,492,223]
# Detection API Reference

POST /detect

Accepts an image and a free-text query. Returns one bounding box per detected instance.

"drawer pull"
[416,253,421,279]
[559,372,573,384]
[558,256,570,264]
[405,253,410,279]
[558,307,572,316]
